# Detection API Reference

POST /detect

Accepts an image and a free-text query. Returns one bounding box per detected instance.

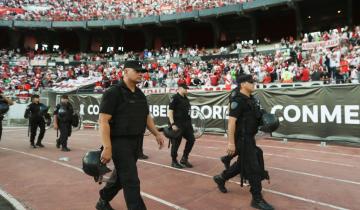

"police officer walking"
[0,92,14,141]
[220,86,240,169]
[54,95,73,152]
[24,94,48,148]
[213,74,274,210]
[167,83,196,169]
[96,60,165,210]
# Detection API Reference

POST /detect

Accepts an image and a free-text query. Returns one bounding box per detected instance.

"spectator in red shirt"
[210,73,219,86]
[263,73,272,84]
[301,66,310,82]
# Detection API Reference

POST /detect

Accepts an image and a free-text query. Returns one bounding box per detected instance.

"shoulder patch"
[231,90,237,98]
[231,102,239,110]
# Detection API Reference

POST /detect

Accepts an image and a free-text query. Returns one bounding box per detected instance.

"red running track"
[0,127,359,210]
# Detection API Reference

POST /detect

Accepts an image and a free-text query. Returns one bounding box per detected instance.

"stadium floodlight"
[53,45,59,51]
[107,47,114,53]
[42,44,48,51]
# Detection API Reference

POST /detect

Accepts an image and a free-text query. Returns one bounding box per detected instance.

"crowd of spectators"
[0,0,251,21]
[1,26,360,95]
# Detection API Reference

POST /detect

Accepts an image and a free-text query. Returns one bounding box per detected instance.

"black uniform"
[24,103,47,147]
[0,95,8,141]
[221,88,266,169]
[54,102,73,150]
[220,87,240,168]
[99,80,149,210]
[221,92,269,199]
[169,93,196,163]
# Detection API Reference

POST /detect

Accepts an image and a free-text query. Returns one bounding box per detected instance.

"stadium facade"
[0,0,359,52]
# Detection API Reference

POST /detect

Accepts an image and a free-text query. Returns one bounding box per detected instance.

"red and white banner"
[302,39,340,51]
[0,7,25,16]
[142,85,235,95]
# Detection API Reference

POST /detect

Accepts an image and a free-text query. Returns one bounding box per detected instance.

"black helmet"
[260,113,280,133]
[82,150,111,183]
[39,103,49,114]
[44,113,52,126]
[162,126,182,139]
[0,102,9,115]
[71,112,80,127]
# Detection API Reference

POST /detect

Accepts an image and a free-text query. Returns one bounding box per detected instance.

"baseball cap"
[124,60,146,73]
[178,83,189,89]
[237,74,255,84]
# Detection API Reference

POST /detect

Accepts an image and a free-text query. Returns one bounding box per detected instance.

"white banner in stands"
[302,39,340,50]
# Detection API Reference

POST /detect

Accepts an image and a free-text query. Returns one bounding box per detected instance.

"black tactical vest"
[110,85,148,137]
[58,103,73,123]
[234,94,262,137]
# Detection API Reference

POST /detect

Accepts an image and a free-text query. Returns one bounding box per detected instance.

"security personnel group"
[22,94,76,151]
[0,60,279,210]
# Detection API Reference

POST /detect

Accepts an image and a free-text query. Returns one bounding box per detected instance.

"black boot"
[61,147,71,152]
[251,197,274,210]
[36,142,45,148]
[30,143,37,148]
[96,198,114,210]
[56,138,60,148]
[220,155,231,170]
[138,153,149,160]
[180,157,193,168]
[213,175,227,193]
[171,160,184,169]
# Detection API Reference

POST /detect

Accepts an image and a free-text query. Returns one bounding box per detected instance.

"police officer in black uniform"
[54,95,73,152]
[24,94,48,148]
[0,92,14,141]
[220,85,265,170]
[167,83,196,169]
[96,60,165,210]
[220,86,240,169]
[213,75,274,210]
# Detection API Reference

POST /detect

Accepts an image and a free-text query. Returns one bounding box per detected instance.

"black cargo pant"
[221,135,266,199]
[0,119,3,141]
[58,122,72,148]
[138,136,145,156]
[30,118,46,145]
[99,136,146,210]
[170,123,196,161]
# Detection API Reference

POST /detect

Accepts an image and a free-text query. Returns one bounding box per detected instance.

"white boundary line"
[44,140,360,187]
[150,149,360,186]
[0,147,187,210]
[8,130,360,158]
[0,186,27,210]
[264,153,355,168]
[196,139,360,158]
[139,160,349,210]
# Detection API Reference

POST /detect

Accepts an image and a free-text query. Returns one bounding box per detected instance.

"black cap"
[31,94,40,99]
[124,60,146,72]
[237,74,255,84]
[178,83,189,89]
